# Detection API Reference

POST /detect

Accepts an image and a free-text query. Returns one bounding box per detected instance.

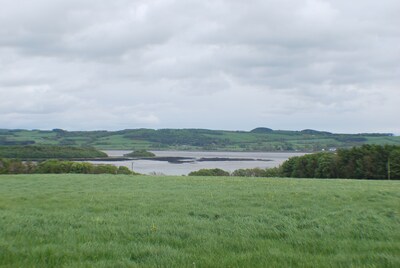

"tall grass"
[0,175,399,267]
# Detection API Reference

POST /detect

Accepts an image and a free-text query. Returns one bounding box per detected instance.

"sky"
[0,0,399,134]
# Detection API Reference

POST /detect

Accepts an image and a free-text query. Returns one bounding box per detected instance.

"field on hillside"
[2,128,400,151]
[0,175,399,267]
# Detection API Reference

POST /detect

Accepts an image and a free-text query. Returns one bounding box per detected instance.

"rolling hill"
[0,128,399,152]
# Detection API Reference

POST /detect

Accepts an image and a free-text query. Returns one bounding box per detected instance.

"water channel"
[87,150,307,176]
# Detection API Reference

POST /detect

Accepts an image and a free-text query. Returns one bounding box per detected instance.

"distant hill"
[250,127,274,133]
[0,128,398,152]
[0,145,107,159]
[300,129,332,135]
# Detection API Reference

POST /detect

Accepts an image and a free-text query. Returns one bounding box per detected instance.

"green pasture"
[2,128,400,151]
[0,175,399,267]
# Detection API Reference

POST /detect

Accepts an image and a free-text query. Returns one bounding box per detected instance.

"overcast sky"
[1,0,399,133]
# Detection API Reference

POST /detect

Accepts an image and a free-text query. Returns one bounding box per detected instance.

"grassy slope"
[0,175,399,267]
[0,145,108,159]
[2,129,400,151]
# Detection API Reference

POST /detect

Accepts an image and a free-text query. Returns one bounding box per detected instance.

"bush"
[231,167,282,177]
[36,160,73,174]
[232,168,267,177]
[117,166,133,175]
[0,158,9,174]
[124,150,156,158]
[93,164,118,174]
[1,159,30,174]
[70,162,94,174]
[188,168,230,176]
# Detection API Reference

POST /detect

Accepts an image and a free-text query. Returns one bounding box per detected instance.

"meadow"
[0,175,399,267]
[2,128,400,151]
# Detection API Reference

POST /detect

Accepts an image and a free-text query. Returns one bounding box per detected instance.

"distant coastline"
[1,128,398,153]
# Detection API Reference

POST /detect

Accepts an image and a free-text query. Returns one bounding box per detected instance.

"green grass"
[367,136,400,145]
[8,130,58,145]
[0,175,399,267]
[2,128,400,151]
[93,135,154,150]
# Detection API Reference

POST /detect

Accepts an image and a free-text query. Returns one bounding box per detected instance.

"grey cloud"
[0,0,399,133]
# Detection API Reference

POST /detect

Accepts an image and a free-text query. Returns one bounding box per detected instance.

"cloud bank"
[1,0,399,133]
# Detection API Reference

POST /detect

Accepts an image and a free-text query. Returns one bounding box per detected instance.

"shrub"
[70,162,94,174]
[232,168,266,177]
[117,166,133,175]
[93,164,118,174]
[0,158,9,174]
[189,168,230,176]
[231,167,282,177]
[36,160,72,174]
[124,150,156,158]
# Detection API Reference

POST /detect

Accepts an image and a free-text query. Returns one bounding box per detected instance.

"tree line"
[281,145,400,179]
[189,145,400,179]
[1,145,399,179]
[0,159,137,175]
[0,145,108,159]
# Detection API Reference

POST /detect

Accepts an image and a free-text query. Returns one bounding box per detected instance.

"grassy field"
[0,175,399,267]
[2,128,400,151]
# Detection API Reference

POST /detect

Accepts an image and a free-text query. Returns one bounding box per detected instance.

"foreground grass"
[0,175,399,267]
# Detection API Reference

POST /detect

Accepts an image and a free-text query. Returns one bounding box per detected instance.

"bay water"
[87,150,307,176]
